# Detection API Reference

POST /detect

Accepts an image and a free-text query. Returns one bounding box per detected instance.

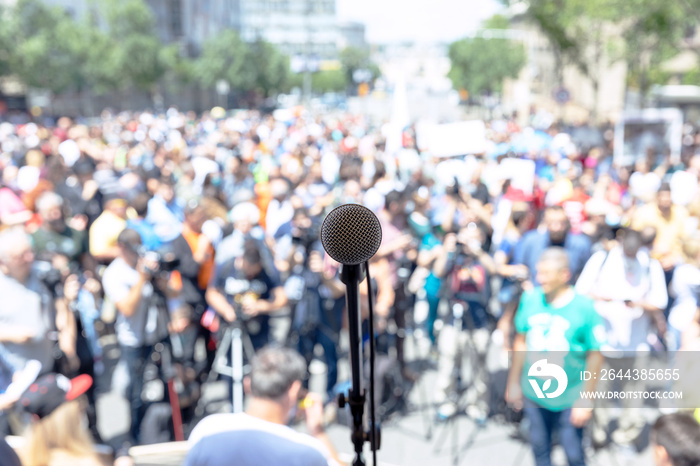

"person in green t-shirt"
[507,247,605,466]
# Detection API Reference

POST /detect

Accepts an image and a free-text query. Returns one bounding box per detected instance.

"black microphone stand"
[338,263,368,466]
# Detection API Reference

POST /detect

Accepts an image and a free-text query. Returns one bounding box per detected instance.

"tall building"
[239,0,338,59]
[40,0,359,60]
[147,0,240,55]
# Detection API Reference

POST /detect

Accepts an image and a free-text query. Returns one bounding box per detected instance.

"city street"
[94,318,658,466]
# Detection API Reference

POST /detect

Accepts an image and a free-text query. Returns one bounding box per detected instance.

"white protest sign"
[417,120,487,157]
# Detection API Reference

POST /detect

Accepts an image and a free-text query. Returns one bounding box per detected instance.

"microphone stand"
[339,263,367,466]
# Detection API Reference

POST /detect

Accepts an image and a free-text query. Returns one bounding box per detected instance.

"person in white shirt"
[668,235,700,351]
[576,228,668,448]
[629,158,661,203]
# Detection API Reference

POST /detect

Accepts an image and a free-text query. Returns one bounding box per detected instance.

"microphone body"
[321,204,382,466]
[340,262,366,452]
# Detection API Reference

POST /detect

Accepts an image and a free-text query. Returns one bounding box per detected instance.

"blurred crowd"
[1,106,700,465]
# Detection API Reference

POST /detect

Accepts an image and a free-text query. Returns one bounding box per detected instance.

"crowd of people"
[0,106,699,465]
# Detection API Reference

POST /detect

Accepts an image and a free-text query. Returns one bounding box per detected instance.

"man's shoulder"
[189,414,331,465]
[520,288,543,307]
[103,258,133,280]
[566,232,591,248]
[519,230,544,246]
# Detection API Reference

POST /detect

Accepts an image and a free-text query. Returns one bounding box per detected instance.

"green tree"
[447,15,526,99]
[517,0,687,114]
[6,0,86,95]
[312,69,346,93]
[248,39,291,98]
[339,46,380,87]
[102,0,171,93]
[194,30,256,93]
[621,2,684,99]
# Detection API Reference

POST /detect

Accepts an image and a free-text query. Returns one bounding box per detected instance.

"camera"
[34,261,63,294]
[140,249,180,277]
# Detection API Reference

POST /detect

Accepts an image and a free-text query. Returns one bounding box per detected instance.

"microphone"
[321,204,382,466]
[321,203,382,265]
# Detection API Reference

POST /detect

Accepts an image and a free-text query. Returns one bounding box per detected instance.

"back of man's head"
[652,412,700,466]
[249,346,306,400]
[130,193,151,218]
[117,228,143,252]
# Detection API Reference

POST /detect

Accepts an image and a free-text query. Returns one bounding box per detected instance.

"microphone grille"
[321,204,382,265]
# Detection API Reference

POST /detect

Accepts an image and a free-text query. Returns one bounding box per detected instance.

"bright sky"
[336,0,503,44]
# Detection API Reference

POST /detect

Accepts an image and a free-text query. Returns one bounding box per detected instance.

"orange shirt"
[182,225,215,290]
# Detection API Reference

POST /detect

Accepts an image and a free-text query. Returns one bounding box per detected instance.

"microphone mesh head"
[321,204,383,265]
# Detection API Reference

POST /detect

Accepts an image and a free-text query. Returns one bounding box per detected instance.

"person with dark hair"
[185,346,341,466]
[125,192,161,251]
[374,189,415,380]
[102,228,170,446]
[147,176,185,244]
[513,205,592,286]
[206,240,287,351]
[576,228,668,448]
[632,182,689,279]
[652,412,700,466]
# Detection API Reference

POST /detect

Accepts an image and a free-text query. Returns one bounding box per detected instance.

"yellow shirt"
[88,211,126,259]
[631,204,688,262]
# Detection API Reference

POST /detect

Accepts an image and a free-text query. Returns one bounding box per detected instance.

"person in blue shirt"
[146,177,184,244]
[513,205,592,287]
[125,193,162,251]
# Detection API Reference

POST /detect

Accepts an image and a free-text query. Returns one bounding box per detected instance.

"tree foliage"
[0,0,346,105]
[447,15,526,97]
[194,30,256,92]
[6,0,87,94]
[339,46,380,85]
[517,0,690,110]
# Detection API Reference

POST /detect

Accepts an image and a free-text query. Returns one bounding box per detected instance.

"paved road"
[94,323,658,466]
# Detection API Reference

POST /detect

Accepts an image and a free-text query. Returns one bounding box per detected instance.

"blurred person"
[278,208,345,403]
[17,373,99,466]
[507,248,605,466]
[513,205,592,286]
[88,196,127,263]
[215,202,279,284]
[169,200,218,384]
[0,228,77,378]
[206,240,287,351]
[629,158,661,203]
[374,190,415,380]
[146,176,184,244]
[125,192,161,251]
[668,234,700,352]
[221,155,255,208]
[632,182,689,278]
[265,177,294,238]
[494,203,535,349]
[31,192,87,265]
[432,226,495,422]
[0,345,42,436]
[185,346,341,466]
[669,154,700,207]
[101,229,170,446]
[0,182,32,227]
[651,412,700,466]
[53,159,103,228]
[575,228,667,447]
[407,196,444,346]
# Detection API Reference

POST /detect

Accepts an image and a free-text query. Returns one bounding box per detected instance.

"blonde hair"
[21,400,98,466]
